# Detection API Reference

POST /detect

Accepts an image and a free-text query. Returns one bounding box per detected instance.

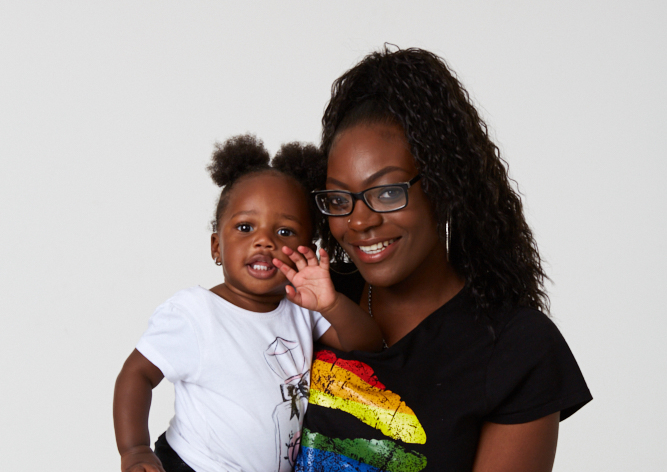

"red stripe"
[315,350,386,389]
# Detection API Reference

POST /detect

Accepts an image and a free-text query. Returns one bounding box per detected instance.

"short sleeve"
[310,310,331,341]
[485,309,592,424]
[136,301,201,383]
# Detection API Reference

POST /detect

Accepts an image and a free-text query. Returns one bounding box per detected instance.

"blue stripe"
[295,446,384,472]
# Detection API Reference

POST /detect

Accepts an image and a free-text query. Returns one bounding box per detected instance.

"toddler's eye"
[236,224,253,232]
[277,228,295,237]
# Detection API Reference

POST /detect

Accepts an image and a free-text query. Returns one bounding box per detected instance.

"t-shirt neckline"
[196,285,288,317]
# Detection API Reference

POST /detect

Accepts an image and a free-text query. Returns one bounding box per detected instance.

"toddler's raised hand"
[274,246,338,313]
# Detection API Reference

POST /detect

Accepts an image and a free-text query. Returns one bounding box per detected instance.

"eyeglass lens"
[316,185,407,215]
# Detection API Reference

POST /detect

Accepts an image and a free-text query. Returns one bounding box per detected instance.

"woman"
[295,47,591,471]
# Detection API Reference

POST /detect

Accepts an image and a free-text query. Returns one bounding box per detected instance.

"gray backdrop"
[2,1,665,470]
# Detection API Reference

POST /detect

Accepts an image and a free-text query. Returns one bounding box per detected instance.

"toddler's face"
[211,173,313,302]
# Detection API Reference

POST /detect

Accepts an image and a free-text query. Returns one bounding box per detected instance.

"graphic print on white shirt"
[264,337,310,470]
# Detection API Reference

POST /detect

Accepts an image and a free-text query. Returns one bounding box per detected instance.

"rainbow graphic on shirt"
[295,350,427,471]
[297,428,427,472]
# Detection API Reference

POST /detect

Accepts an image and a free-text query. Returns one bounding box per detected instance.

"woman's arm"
[113,349,166,472]
[274,246,384,352]
[472,412,560,472]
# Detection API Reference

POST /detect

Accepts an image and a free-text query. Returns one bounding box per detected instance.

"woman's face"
[327,123,447,288]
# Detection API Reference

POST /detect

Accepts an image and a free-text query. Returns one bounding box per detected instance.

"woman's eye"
[328,195,350,209]
[277,228,295,237]
[236,224,253,232]
[378,188,402,202]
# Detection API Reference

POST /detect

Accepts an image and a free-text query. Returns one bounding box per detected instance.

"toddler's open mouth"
[246,255,278,279]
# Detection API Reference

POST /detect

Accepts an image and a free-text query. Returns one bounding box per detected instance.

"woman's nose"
[347,199,382,232]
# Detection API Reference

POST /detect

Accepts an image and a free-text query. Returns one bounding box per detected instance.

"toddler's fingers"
[319,248,330,271]
[298,246,319,266]
[273,258,297,281]
[286,247,308,271]
[284,285,301,305]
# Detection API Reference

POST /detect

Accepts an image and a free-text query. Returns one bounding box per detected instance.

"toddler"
[113,135,382,472]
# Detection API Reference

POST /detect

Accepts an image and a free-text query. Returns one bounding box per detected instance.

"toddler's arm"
[113,349,166,472]
[274,246,384,352]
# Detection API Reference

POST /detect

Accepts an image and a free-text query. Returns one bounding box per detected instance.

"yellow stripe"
[309,389,427,444]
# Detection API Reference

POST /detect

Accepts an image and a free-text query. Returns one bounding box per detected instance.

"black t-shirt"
[295,269,592,472]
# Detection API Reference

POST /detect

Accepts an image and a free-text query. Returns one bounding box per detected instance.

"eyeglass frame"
[311,175,422,217]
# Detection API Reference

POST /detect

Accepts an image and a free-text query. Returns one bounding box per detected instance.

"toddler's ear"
[211,233,221,261]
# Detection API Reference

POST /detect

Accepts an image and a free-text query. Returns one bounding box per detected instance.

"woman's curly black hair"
[318,46,549,314]
[208,134,324,242]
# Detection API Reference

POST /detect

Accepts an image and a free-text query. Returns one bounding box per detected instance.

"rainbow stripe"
[296,428,427,472]
[309,351,426,444]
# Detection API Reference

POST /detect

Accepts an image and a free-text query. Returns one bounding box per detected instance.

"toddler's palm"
[274,246,337,312]
[289,265,336,311]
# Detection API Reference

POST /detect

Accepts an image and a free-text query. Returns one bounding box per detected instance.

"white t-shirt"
[136,286,331,472]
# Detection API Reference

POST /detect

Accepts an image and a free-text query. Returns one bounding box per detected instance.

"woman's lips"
[351,238,399,263]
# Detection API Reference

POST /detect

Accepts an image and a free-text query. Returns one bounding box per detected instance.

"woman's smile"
[327,123,447,288]
[357,238,396,255]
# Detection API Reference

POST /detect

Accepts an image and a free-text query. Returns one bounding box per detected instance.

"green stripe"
[302,428,427,472]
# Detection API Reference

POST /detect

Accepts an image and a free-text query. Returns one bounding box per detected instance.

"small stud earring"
[215,259,222,266]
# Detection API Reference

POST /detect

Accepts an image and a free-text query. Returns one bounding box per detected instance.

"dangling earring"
[329,245,359,275]
[445,219,450,262]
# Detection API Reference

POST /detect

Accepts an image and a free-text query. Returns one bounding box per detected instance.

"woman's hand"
[273,246,339,314]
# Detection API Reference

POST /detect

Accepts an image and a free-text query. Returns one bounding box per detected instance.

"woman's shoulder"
[484,305,592,423]
[489,305,559,341]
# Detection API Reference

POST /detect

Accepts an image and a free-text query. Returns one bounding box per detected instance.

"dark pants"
[155,433,196,472]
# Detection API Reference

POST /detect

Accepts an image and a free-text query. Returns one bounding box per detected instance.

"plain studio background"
[1,1,665,470]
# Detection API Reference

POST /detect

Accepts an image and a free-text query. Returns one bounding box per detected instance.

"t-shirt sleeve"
[484,309,592,424]
[136,301,201,383]
[310,310,332,341]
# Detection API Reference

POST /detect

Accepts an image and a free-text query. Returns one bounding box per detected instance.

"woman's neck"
[368,245,464,346]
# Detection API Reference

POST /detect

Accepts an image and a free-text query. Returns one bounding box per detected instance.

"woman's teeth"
[359,239,395,255]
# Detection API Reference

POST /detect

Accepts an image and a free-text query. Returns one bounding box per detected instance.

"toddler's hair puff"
[207,134,271,188]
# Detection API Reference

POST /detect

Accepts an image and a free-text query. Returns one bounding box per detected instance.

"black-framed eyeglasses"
[312,175,422,216]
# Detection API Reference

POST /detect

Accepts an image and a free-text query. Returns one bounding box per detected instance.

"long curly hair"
[318,46,549,314]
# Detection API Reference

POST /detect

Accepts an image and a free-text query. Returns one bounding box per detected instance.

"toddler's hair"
[207,134,324,240]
